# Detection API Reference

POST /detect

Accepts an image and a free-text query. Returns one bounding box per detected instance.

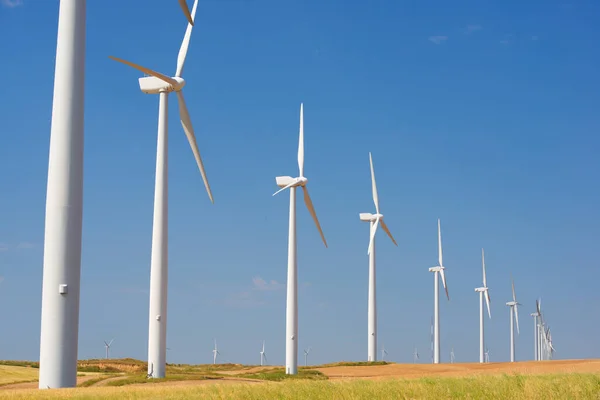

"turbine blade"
[272,179,298,196]
[176,0,199,77]
[439,268,449,301]
[511,274,516,303]
[176,90,214,203]
[482,248,487,287]
[178,0,195,26]
[301,185,327,247]
[367,217,379,255]
[369,152,379,214]
[485,290,491,319]
[379,219,397,246]
[298,103,304,177]
[515,304,520,335]
[438,218,443,267]
[108,56,177,86]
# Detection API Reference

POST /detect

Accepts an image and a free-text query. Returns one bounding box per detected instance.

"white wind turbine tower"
[530,305,540,361]
[103,339,114,359]
[505,275,520,362]
[429,219,449,364]
[360,152,398,362]
[38,0,86,389]
[413,347,419,363]
[303,347,311,367]
[273,103,327,375]
[109,0,213,379]
[474,248,492,363]
[450,347,455,363]
[484,347,490,363]
[38,0,196,389]
[212,340,220,365]
[260,341,267,366]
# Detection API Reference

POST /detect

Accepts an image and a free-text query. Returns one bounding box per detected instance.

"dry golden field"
[0,359,598,399]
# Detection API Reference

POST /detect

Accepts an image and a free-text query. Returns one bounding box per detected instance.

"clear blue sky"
[0,0,599,365]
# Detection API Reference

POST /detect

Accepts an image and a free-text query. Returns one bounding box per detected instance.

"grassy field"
[0,365,38,386]
[0,373,598,399]
[0,359,598,399]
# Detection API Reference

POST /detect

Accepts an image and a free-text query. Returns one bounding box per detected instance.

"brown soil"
[315,359,600,380]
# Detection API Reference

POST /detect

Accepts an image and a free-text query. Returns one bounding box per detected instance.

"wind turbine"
[413,347,419,363]
[273,103,327,375]
[450,347,455,363]
[103,339,114,359]
[530,305,540,361]
[429,219,449,364]
[109,0,213,379]
[505,275,520,362]
[484,347,490,363]
[38,0,86,389]
[303,347,311,367]
[212,339,220,365]
[359,152,398,362]
[474,248,491,363]
[260,341,267,366]
[547,328,555,359]
[381,344,388,361]
[536,299,544,360]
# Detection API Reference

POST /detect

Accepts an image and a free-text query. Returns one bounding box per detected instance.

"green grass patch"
[0,360,39,368]
[235,368,327,382]
[104,374,224,387]
[316,360,391,367]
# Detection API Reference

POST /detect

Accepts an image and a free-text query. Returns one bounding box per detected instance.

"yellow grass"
[0,373,598,399]
[0,365,38,385]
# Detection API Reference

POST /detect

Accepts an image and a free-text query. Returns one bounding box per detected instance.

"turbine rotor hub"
[295,176,308,186]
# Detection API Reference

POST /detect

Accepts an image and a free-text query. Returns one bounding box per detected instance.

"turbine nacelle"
[275,176,308,190]
[428,265,445,273]
[359,212,383,222]
[139,75,186,94]
[506,301,520,306]
[474,287,489,292]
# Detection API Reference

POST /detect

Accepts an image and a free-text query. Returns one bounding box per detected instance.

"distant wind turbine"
[360,152,398,362]
[484,347,490,363]
[103,339,114,359]
[212,339,220,365]
[413,347,419,363]
[260,341,267,366]
[273,103,327,375]
[381,344,388,361]
[530,303,540,361]
[474,248,491,363]
[450,347,455,363]
[303,347,312,367]
[429,219,449,364]
[505,274,521,362]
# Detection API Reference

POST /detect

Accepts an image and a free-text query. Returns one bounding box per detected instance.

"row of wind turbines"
[37,0,556,389]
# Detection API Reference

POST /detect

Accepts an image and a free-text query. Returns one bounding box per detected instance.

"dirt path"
[0,374,102,390]
[127,377,265,387]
